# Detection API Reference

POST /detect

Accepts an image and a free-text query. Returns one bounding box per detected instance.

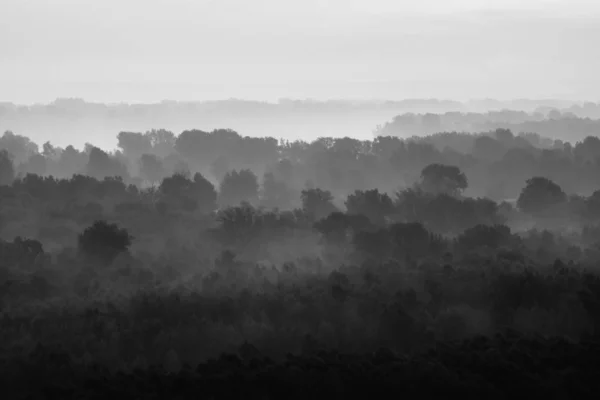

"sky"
[1,0,599,104]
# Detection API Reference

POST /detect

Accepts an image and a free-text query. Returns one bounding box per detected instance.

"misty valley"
[2,111,600,398]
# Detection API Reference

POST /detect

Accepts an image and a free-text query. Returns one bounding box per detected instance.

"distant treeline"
[2,98,600,148]
[3,125,600,205]
[377,109,600,142]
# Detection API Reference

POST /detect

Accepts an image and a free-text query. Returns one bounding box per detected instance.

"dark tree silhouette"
[494,128,515,145]
[78,220,133,264]
[390,222,447,261]
[0,149,15,186]
[219,169,259,207]
[117,131,153,159]
[86,146,129,181]
[517,177,567,215]
[419,163,468,196]
[455,224,517,254]
[301,188,338,221]
[345,189,394,225]
[159,172,217,214]
[0,236,44,269]
[585,190,600,221]
[193,172,218,214]
[314,212,371,244]
[353,228,392,261]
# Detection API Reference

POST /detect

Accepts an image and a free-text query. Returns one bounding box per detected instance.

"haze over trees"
[3,106,600,396]
[4,0,600,392]
[2,98,600,150]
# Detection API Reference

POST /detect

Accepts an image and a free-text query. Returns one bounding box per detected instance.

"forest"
[2,119,600,397]
[3,98,600,150]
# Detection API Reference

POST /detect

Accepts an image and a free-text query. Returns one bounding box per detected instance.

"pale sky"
[1,0,599,104]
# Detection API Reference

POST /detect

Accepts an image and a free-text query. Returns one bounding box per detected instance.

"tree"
[261,172,296,210]
[494,128,514,144]
[421,113,442,132]
[219,169,259,207]
[314,212,371,244]
[0,149,15,186]
[160,173,190,198]
[0,236,44,269]
[419,163,467,196]
[353,228,392,261]
[27,154,48,176]
[86,147,128,180]
[586,190,600,221]
[345,189,394,225]
[138,154,166,185]
[389,222,446,261]
[159,172,217,214]
[0,131,38,165]
[193,172,218,214]
[146,129,176,158]
[472,135,505,162]
[210,155,230,183]
[215,203,261,247]
[517,177,567,215]
[78,220,133,264]
[455,224,517,254]
[301,188,338,220]
[117,131,152,159]
[42,141,60,159]
[174,129,212,164]
[13,173,49,199]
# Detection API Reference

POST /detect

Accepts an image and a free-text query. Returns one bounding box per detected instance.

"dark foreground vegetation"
[3,333,600,399]
[2,121,600,397]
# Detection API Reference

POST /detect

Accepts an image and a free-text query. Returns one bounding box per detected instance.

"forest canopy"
[3,115,600,395]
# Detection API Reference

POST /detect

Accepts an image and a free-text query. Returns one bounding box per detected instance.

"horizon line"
[1,97,597,108]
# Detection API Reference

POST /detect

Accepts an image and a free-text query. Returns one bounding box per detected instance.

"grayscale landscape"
[1,1,600,398]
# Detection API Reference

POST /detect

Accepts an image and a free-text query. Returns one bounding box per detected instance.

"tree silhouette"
[86,146,128,181]
[301,188,338,221]
[138,154,166,185]
[193,172,218,214]
[219,169,259,208]
[19,153,47,176]
[159,172,217,214]
[345,189,394,225]
[517,177,567,215]
[390,222,447,261]
[0,149,15,186]
[419,163,468,196]
[314,211,372,244]
[455,224,517,254]
[261,171,296,210]
[78,220,133,264]
[117,131,153,159]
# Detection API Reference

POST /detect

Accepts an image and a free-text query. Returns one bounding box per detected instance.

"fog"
[2,0,599,105]
[3,0,600,396]
[3,98,600,150]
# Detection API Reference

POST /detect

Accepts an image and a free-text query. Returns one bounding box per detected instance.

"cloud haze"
[1,0,599,103]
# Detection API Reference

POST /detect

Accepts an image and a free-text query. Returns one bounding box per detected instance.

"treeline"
[3,125,600,206]
[376,109,600,141]
[2,98,599,119]
[4,158,600,266]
